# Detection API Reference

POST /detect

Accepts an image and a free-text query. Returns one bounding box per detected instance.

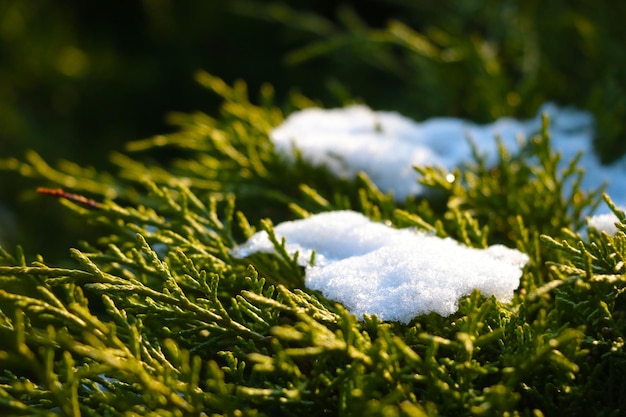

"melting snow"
[271,103,626,229]
[235,103,626,321]
[232,211,528,322]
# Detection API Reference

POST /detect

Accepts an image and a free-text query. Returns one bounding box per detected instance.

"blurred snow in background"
[271,104,625,231]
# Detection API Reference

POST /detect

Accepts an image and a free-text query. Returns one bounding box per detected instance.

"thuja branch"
[73,242,266,341]
[0,265,95,281]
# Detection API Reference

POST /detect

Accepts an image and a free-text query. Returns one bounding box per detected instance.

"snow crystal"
[232,211,528,323]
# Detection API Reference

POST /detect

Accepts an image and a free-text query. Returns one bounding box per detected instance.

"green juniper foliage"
[5,1,626,261]
[0,75,625,416]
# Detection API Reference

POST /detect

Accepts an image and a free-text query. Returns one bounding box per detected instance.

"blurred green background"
[1,0,626,260]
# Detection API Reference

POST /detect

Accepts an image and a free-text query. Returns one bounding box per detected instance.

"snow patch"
[232,211,528,323]
[587,209,625,234]
[271,103,626,229]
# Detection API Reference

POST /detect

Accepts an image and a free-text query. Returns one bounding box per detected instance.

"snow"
[236,103,626,322]
[232,211,528,322]
[587,210,625,234]
[271,103,626,228]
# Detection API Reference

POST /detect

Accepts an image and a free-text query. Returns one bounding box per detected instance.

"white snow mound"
[270,103,598,200]
[232,211,528,323]
[271,103,626,233]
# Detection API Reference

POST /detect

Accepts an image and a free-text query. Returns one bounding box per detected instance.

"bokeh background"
[2,0,626,260]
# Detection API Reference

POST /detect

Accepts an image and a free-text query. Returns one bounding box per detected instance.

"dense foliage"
[2,1,626,415]
[0,76,625,416]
